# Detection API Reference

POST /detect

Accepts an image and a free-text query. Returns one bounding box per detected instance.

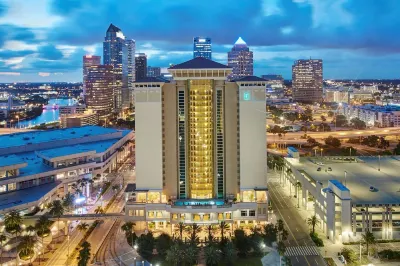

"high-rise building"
[147,66,161,77]
[85,65,114,117]
[83,55,101,100]
[122,39,136,108]
[193,37,212,60]
[125,57,267,229]
[292,59,323,103]
[135,53,147,81]
[227,37,253,80]
[103,23,125,110]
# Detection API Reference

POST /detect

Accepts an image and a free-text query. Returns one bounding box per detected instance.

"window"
[240,210,247,217]
[8,183,16,191]
[249,210,256,216]
[0,185,6,193]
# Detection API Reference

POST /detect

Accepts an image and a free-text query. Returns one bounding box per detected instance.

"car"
[328,167,332,171]
[369,186,375,192]
[338,255,346,264]
[317,167,321,171]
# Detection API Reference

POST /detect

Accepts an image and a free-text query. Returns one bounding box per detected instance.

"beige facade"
[60,111,99,128]
[127,58,267,228]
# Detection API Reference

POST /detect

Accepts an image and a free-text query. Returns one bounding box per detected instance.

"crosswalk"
[285,246,320,257]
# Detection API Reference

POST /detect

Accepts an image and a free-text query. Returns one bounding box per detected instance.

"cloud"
[37,44,64,60]
[38,72,50,77]
[0,72,20,76]
[2,40,38,51]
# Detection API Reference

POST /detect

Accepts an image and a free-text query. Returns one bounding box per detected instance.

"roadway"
[268,172,326,266]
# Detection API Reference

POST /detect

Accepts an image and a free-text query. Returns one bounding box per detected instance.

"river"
[18,98,77,128]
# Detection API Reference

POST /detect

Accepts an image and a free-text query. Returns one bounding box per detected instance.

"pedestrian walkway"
[284,246,320,257]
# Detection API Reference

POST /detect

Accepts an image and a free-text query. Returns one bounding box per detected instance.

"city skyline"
[1,0,400,82]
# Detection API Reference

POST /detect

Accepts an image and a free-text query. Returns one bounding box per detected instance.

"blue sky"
[0,0,400,82]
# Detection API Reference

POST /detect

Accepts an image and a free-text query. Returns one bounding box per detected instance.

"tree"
[62,192,75,212]
[320,115,326,122]
[277,241,286,266]
[185,223,201,245]
[284,112,298,123]
[17,235,35,261]
[137,232,155,261]
[341,247,357,263]
[276,220,288,242]
[4,210,22,236]
[121,222,136,247]
[307,215,320,234]
[206,224,216,242]
[341,147,357,156]
[182,244,198,265]
[362,230,375,256]
[35,216,52,237]
[335,115,348,127]
[77,241,91,266]
[262,223,277,245]
[175,222,185,241]
[350,117,366,129]
[0,234,7,265]
[166,244,182,265]
[156,233,172,258]
[233,229,250,257]
[394,141,400,155]
[222,241,237,266]
[94,206,104,214]
[77,223,89,235]
[325,136,341,148]
[307,137,317,146]
[327,111,334,117]
[204,244,221,266]
[49,200,65,242]
[219,221,230,240]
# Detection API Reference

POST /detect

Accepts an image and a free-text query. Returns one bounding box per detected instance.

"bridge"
[23,213,125,221]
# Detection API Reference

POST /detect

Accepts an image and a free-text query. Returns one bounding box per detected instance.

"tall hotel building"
[193,37,212,60]
[227,37,254,81]
[122,39,136,107]
[292,59,323,103]
[83,55,101,100]
[103,23,125,110]
[135,53,147,81]
[85,65,114,117]
[125,57,267,230]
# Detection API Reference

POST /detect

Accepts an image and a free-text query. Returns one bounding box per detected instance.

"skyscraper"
[122,39,136,107]
[103,23,125,110]
[147,66,161,77]
[292,59,323,102]
[85,65,114,117]
[83,55,101,100]
[227,37,253,80]
[193,37,212,60]
[125,57,267,229]
[135,53,147,81]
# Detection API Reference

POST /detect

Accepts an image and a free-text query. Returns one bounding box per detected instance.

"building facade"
[340,104,400,127]
[103,23,125,110]
[122,39,136,108]
[135,53,147,81]
[147,66,161,78]
[85,65,114,117]
[83,55,101,101]
[60,111,99,128]
[193,37,212,60]
[292,59,323,103]
[0,126,133,214]
[125,57,267,231]
[227,37,253,81]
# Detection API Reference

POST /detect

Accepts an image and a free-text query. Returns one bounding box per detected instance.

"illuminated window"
[7,183,16,191]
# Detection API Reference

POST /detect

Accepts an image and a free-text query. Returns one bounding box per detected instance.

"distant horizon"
[1,0,400,82]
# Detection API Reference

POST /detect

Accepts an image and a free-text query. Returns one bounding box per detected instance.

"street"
[268,172,326,266]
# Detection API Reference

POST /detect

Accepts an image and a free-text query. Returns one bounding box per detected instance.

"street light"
[15,115,19,129]
[344,171,347,186]
[320,148,323,157]
[378,155,381,171]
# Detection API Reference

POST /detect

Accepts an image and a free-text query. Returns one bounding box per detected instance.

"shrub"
[309,232,324,247]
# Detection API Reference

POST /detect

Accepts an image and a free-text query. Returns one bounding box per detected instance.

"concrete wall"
[239,85,267,189]
[162,83,178,198]
[135,86,163,190]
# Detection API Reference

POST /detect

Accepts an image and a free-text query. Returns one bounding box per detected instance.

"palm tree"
[4,210,22,236]
[185,223,201,245]
[219,221,229,240]
[35,216,52,238]
[183,244,198,265]
[77,241,91,266]
[17,235,35,261]
[77,223,89,235]
[63,192,75,212]
[121,222,136,247]
[206,225,216,242]
[175,222,185,241]
[94,206,104,214]
[204,244,221,266]
[166,244,181,265]
[49,200,65,242]
[277,241,286,266]
[223,241,237,266]
[295,182,302,208]
[307,215,320,235]
[362,230,375,256]
[0,234,7,265]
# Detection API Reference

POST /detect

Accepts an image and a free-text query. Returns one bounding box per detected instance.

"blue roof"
[135,77,168,83]
[168,57,230,70]
[234,76,268,82]
[330,179,350,192]
[17,152,53,177]
[288,147,298,152]
[0,126,120,150]
[0,155,25,168]
[0,182,60,211]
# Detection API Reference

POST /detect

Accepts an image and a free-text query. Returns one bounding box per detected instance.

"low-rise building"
[60,111,99,128]
[0,126,134,214]
[340,104,400,127]
[284,154,400,243]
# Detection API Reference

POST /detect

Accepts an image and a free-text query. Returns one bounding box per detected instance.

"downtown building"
[193,37,212,60]
[125,57,267,230]
[227,37,253,81]
[147,66,161,78]
[135,53,147,81]
[83,55,101,101]
[103,24,125,111]
[292,59,323,103]
[122,39,136,108]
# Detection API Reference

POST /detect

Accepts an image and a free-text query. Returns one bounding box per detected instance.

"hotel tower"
[125,57,268,230]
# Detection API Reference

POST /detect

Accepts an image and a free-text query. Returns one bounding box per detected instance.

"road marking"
[296,257,299,262]
[315,258,319,265]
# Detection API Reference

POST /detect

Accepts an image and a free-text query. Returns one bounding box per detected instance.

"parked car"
[328,167,332,171]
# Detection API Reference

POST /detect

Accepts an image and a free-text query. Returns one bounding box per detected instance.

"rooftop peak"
[234,37,247,46]
[107,23,121,33]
